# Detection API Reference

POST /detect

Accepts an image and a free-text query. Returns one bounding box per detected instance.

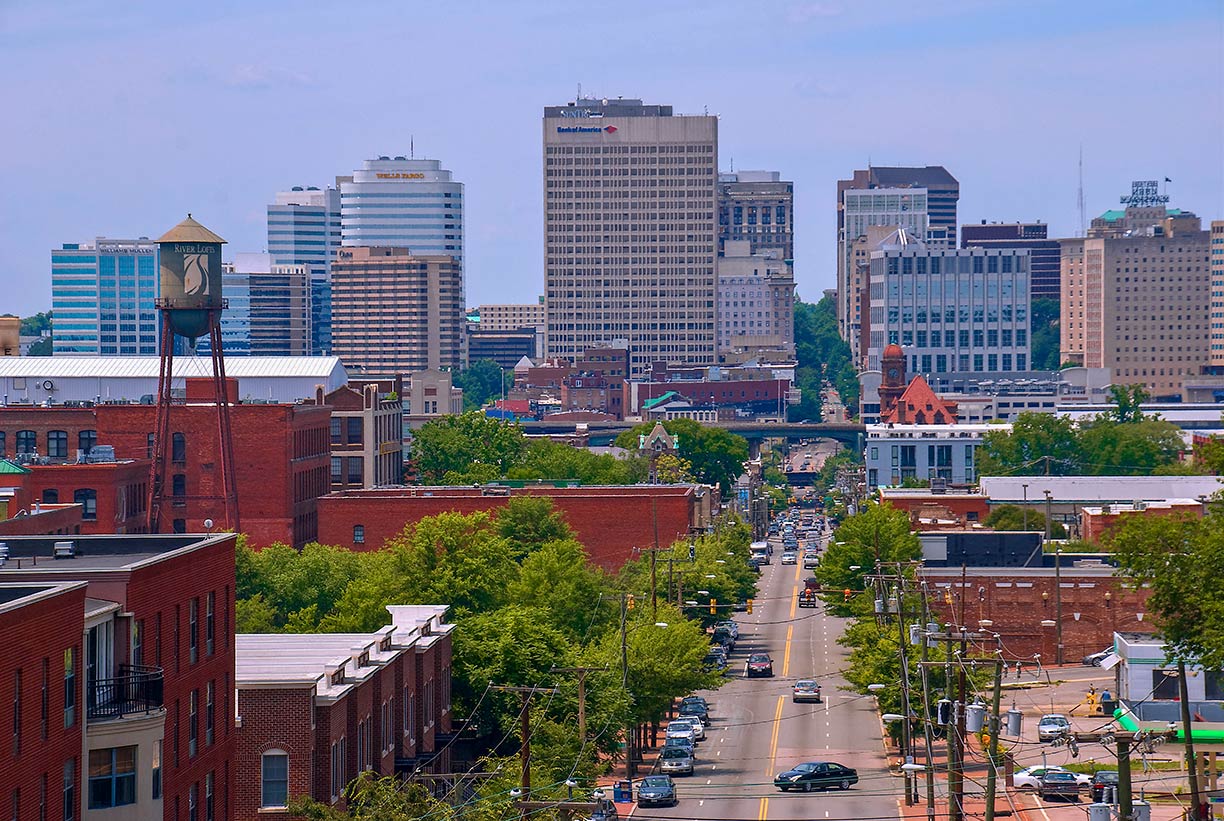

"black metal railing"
[87,665,164,721]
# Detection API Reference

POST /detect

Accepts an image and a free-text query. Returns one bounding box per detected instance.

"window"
[16,430,36,455]
[261,751,289,808]
[63,649,75,728]
[88,746,136,809]
[11,670,21,756]
[146,433,155,460]
[0,431,5,457]
[330,457,342,484]
[40,659,48,740]
[188,782,197,821]
[41,489,58,504]
[62,761,74,821]
[172,433,186,463]
[73,489,97,521]
[189,690,198,756]
[151,740,161,799]
[189,599,198,663]
[353,525,365,545]
[172,474,186,498]
[78,430,97,456]
[206,593,215,656]
[347,417,363,445]
[205,682,214,746]
[1152,670,1180,700]
[330,418,342,445]
[346,457,363,485]
[47,431,68,459]
[205,772,214,821]
[173,519,186,534]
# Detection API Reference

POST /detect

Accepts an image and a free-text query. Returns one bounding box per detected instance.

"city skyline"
[2,0,1222,318]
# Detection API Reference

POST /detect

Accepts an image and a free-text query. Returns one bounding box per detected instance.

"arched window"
[47,430,68,459]
[78,430,97,455]
[16,430,36,455]
[73,489,97,521]
[260,750,289,808]
[172,433,186,464]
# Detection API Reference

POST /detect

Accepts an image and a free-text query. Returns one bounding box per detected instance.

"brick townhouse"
[0,533,238,820]
[234,606,453,819]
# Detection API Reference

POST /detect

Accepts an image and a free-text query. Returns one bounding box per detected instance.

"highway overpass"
[518,419,866,450]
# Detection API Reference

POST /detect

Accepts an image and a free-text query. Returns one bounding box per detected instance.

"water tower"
[148,215,240,534]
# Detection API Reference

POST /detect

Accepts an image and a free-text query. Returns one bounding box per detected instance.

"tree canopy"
[791,295,858,420]
[1030,298,1060,372]
[984,504,1066,538]
[410,411,528,483]
[614,418,748,493]
[453,359,512,411]
[815,503,921,615]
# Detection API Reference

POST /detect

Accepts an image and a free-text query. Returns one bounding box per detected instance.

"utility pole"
[983,654,1005,821]
[917,586,937,821]
[1179,660,1207,821]
[1046,489,1064,666]
[619,592,635,779]
[1068,728,1177,821]
[551,666,606,747]
[490,684,559,817]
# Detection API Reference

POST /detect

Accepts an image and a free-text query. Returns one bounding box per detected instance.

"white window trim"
[260,749,289,809]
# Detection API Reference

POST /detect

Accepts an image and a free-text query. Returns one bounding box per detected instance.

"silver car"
[1037,713,1071,742]
[659,746,694,776]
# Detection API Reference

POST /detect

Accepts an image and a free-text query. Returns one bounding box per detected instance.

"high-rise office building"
[1061,189,1210,399]
[867,231,1031,376]
[197,253,311,356]
[330,246,464,376]
[472,302,545,333]
[717,170,794,260]
[961,221,1061,302]
[340,157,464,261]
[51,237,159,355]
[268,186,341,355]
[543,97,718,377]
[837,166,959,362]
[1211,220,1224,368]
[716,240,795,356]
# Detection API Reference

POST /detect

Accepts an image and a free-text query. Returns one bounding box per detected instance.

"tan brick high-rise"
[1060,204,1211,399]
[330,246,463,376]
[543,97,717,377]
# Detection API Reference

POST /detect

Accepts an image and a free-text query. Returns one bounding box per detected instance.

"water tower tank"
[156,214,226,339]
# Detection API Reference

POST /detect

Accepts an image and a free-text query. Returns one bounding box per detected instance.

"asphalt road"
[638,527,901,821]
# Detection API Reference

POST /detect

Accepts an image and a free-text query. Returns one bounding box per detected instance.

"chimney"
[316,385,324,405]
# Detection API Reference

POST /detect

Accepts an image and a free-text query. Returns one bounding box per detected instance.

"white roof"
[979,475,1224,503]
[0,356,346,379]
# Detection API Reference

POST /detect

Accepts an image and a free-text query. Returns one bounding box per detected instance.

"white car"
[1013,766,1091,791]
[1037,713,1072,742]
[669,716,705,741]
[665,723,697,745]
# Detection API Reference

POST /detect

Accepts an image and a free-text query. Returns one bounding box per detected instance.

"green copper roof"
[642,391,679,410]
[1099,210,1125,222]
[0,459,30,474]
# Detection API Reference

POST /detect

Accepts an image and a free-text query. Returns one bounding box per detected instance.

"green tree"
[815,503,921,614]
[614,419,748,493]
[19,312,52,336]
[1110,509,1224,668]
[505,439,644,485]
[1193,435,1224,475]
[790,296,859,420]
[1077,417,1184,475]
[507,538,611,640]
[1106,384,1151,423]
[1030,298,1061,371]
[411,411,527,483]
[495,496,574,558]
[977,412,1082,476]
[290,773,462,821]
[235,541,365,631]
[454,359,511,411]
[984,504,1066,538]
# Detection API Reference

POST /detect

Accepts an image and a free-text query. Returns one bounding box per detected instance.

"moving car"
[1090,771,1119,803]
[1083,648,1113,666]
[803,551,820,569]
[1013,766,1091,791]
[792,679,822,703]
[746,653,774,677]
[1037,713,1072,742]
[798,588,819,608]
[659,746,694,776]
[636,775,677,807]
[780,551,798,565]
[665,722,696,745]
[774,761,858,792]
[1038,771,1082,801]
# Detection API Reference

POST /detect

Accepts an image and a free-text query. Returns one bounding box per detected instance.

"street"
[640,528,900,820]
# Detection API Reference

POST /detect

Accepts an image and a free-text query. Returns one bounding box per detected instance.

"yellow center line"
[762,694,783,819]
[782,624,794,677]
[759,796,769,820]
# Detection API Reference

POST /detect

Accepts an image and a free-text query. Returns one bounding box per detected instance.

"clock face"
[887,368,899,379]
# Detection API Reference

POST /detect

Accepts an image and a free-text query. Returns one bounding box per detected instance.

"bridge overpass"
[518,419,866,450]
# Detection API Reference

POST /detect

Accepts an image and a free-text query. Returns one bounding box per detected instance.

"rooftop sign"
[1119,180,1169,208]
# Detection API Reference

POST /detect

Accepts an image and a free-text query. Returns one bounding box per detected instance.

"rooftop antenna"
[730,157,734,172]
[577,82,582,101]
[410,135,414,159]
[1077,145,1086,237]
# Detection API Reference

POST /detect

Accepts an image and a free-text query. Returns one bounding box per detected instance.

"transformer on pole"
[148,215,240,534]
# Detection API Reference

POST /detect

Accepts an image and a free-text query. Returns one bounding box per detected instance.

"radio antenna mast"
[1077,145,1086,237]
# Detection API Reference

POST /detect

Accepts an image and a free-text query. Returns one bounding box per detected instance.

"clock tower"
[879,343,906,419]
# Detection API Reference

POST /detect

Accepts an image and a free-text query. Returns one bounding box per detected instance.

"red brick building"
[1080,500,1202,543]
[921,565,1152,662]
[0,581,88,821]
[878,489,990,529]
[879,375,958,424]
[0,383,332,546]
[315,484,712,569]
[0,533,239,821]
[235,606,453,819]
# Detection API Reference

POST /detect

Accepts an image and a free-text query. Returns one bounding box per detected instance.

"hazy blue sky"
[2,0,1221,317]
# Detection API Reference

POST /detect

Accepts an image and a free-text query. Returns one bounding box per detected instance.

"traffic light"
[709,599,717,615]
[746,599,754,614]
[843,588,852,602]
[627,594,635,610]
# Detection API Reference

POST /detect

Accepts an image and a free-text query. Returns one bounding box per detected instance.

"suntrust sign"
[556,125,618,134]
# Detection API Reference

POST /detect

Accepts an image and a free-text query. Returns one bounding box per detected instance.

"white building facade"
[716,240,795,355]
[340,157,464,263]
[865,423,1002,489]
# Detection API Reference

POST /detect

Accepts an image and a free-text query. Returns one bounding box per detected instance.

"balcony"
[88,665,164,722]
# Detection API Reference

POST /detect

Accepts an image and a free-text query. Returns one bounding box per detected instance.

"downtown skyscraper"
[51,237,159,355]
[543,97,718,377]
[267,185,340,355]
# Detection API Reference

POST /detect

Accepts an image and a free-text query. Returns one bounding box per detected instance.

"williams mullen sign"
[556,125,618,134]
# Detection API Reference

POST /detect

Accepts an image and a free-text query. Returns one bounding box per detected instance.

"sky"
[1,0,1221,318]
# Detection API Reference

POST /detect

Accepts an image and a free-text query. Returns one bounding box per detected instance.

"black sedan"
[636,775,677,807]
[774,762,858,792]
[1090,771,1119,803]
[678,700,709,723]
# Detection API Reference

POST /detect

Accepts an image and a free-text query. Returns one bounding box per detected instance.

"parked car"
[712,626,736,651]
[746,653,774,677]
[1013,766,1091,791]
[1039,771,1082,801]
[792,679,822,703]
[636,775,677,807]
[669,716,705,741]
[663,736,695,758]
[665,722,696,745]
[659,746,694,776]
[714,620,739,640]
[1037,713,1072,742]
[774,761,858,792]
[781,551,798,565]
[1090,771,1119,803]
[678,699,709,723]
[702,651,728,673]
[1083,648,1113,666]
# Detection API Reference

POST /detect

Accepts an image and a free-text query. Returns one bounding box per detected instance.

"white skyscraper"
[340,157,464,266]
